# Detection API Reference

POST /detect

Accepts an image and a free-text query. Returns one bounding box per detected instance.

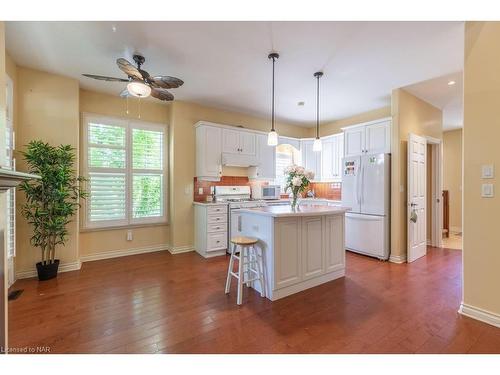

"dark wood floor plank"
[8,246,500,353]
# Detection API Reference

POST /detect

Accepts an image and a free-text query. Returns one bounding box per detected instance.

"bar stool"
[225,236,266,305]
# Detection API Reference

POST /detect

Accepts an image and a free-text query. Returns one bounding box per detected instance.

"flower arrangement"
[284,164,315,209]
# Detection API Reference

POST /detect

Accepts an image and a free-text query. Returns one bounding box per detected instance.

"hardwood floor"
[8,247,500,354]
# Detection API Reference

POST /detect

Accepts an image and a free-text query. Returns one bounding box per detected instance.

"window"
[274,144,300,193]
[83,114,167,229]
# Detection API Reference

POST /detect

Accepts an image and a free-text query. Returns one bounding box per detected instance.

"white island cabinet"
[237,205,349,301]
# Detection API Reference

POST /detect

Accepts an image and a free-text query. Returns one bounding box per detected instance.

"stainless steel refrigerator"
[341,153,390,260]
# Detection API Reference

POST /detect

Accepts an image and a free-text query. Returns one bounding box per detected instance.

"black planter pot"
[36,259,60,281]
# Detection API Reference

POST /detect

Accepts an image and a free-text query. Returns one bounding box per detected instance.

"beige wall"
[462,21,500,317]
[0,20,8,350]
[391,88,442,260]
[443,129,463,232]
[305,106,391,137]
[426,144,433,241]
[168,101,308,249]
[14,67,80,274]
[78,89,170,258]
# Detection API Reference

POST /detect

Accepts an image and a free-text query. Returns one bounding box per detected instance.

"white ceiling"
[404,71,463,131]
[5,21,464,127]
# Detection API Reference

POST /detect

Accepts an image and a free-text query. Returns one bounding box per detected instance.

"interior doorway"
[407,134,443,262]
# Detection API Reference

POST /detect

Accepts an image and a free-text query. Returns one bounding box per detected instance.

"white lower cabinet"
[194,203,228,258]
[273,215,345,290]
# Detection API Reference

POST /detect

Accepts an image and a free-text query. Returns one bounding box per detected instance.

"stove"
[214,186,267,253]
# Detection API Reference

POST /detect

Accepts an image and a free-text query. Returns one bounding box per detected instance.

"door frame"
[426,136,443,248]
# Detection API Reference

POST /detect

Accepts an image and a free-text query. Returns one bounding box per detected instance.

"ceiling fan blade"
[151,88,174,101]
[82,74,129,82]
[150,76,184,89]
[119,88,129,98]
[116,58,143,80]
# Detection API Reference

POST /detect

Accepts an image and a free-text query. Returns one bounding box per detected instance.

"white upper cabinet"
[344,126,366,157]
[222,128,240,153]
[222,128,256,156]
[321,133,344,182]
[343,119,391,157]
[301,140,321,181]
[249,134,276,180]
[196,125,222,180]
[365,121,391,155]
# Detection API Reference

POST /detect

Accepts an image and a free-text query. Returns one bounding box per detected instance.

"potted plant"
[19,141,87,281]
[284,164,315,210]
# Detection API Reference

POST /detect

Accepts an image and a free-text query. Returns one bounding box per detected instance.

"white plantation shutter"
[83,114,167,228]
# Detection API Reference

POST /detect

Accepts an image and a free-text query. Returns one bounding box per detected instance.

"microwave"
[252,185,281,200]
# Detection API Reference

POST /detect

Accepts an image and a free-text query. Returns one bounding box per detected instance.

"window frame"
[82,113,168,230]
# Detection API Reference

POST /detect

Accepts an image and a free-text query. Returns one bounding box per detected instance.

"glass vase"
[289,192,301,210]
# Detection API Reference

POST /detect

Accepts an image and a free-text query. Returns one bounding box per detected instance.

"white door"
[365,121,391,154]
[344,127,365,157]
[239,132,256,156]
[407,133,427,262]
[222,129,240,153]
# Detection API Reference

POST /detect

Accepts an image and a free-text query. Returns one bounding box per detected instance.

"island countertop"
[238,204,350,218]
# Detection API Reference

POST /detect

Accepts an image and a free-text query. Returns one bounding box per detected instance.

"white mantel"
[0,168,40,191]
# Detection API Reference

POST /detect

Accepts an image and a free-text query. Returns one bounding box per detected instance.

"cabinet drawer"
[207,205,227,215]
[207,232,227,251]
[207,214,227,224]
[208,223,227,233]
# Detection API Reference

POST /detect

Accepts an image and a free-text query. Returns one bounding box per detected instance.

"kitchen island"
[237,204,350,301]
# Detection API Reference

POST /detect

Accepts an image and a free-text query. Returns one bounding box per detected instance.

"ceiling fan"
[82,54,183,101]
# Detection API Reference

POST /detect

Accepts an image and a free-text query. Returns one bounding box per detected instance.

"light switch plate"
[482,164,494,179]
[482,183,494,198]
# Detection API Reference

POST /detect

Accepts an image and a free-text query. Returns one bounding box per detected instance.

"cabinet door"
[365,121,391,154]
[301,140,321,181]
[301,216,325,280]
[344,127,365,157]
[222,128,240,153]
[321,138,334,181]
[324,215,345,273]
[333,134,344,179]
[239,132,256,155]
[274,218,301,289]
[196,126,222,179]
[255,134,276,179]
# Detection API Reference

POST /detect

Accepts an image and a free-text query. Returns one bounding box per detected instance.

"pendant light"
[313,71,323,152]
[267,52,280,146]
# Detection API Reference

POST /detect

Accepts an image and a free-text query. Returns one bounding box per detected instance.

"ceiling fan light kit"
[267,52,280,146]
[127,80,152,98]
[313,71,324,152]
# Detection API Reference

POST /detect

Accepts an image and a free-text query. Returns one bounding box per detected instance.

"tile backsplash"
[194,176,268,202]
[308,182,342,200]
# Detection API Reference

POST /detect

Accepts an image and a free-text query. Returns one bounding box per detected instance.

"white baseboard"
[450,226,462,234]
[16,260,82,280]
[389,254,407,264]
[167,245,195,254]
[459,303,500,328]
[80,243,170,262]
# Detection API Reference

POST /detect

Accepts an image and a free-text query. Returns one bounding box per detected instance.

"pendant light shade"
[267,52,280,146]
[313,71,323,152]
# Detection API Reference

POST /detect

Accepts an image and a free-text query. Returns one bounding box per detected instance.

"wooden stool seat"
[230,236,259,246]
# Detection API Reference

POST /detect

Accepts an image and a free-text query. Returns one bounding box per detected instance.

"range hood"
[221,152,258,168]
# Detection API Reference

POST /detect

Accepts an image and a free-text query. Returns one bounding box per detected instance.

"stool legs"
[225,243,237,294]
[225,242,266,305]
[237,245,244,305]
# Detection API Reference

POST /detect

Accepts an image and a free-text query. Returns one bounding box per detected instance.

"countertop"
[193,201,228,206]
[238,205,350,218]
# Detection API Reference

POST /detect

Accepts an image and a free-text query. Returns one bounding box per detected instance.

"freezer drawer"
[345,213,389,260]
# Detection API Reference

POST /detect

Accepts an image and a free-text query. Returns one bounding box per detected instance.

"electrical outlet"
[198,187,204,195]
[482,164,494,179]
[127,230,133,241]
